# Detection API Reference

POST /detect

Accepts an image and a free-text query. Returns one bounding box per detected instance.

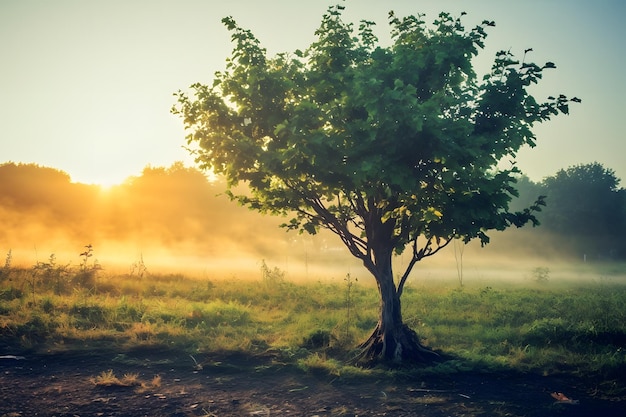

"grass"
[91,369,142,387]
[1,260,625,381]
[90,369,162,390]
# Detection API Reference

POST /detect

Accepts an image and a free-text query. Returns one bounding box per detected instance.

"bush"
[531,267,550,283]
[0,286,23,301]
[71,270,97,290]
[302,329,335,349]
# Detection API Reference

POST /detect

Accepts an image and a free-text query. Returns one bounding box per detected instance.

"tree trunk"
[355,244,438,365]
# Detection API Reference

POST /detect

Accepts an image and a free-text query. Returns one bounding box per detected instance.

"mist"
[1,162,623,285]
[0,162,288,276]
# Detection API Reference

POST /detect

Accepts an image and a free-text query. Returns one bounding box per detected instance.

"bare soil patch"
[1,347,624,417]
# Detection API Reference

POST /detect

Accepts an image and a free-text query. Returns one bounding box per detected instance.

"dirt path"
[1,348,623,416]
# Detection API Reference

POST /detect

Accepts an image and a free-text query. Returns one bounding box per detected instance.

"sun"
[97,182,116,193]
[89,174,128,192]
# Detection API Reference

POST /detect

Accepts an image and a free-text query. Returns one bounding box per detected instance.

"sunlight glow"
[97,182,116,193]
[79,171,136,191]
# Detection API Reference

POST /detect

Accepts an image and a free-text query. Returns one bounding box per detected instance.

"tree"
[540,162,625,259]
[507,174,545,213]
[173,6,578,364]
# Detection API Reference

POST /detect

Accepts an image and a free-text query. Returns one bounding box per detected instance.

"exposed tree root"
[352,323,439,366]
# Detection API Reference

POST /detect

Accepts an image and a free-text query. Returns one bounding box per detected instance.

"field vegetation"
[1,250,625,386]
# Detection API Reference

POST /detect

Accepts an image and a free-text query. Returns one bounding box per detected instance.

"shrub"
[260,260,285,286]
[531,267,550,283]
[302,329,335,349]
[0,286,23,301]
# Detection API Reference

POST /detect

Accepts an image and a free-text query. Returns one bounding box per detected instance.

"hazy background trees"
[1,160,624,274]
[0,162,288,273]
[515,162,626,260]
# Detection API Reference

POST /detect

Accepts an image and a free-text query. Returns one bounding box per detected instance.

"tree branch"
[287,182,368,259]
[397,236,453,297]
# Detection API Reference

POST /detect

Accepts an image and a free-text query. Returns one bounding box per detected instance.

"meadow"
[1,252,625,383]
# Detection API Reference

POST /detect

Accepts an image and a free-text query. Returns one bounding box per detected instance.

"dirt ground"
[1,347,624,417]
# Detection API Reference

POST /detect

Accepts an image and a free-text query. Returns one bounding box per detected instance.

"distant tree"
[508,174,545,213]
[0,162,74,209]
[0,162,286,260]
[173,6,578,364]
[108,162,285,250]
[540,162,625,259]
[0,162,98,238]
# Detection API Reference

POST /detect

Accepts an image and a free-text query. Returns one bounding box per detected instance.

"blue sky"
[1,0,624,186]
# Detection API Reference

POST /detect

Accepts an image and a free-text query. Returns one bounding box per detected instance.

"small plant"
[0,250,23,300]
[130,253,148,278]
[344,273,357,339]
[74,244,101,289]
[260,259,285,285]
[532,267,550,283]
[30,253,60,302]
[303,329,334,349]
[33,254,71,295]
[79,244,94,271]
[454,239,465,287]
[0,249,12,279]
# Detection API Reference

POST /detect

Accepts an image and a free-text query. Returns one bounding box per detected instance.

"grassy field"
[1,256,625,382]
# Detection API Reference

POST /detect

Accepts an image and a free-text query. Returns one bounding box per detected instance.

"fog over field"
[1,162,623,285]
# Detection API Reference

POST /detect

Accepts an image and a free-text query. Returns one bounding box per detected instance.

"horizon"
[1,161,621,283]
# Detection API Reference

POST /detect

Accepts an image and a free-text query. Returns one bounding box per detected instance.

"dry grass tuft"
[150,374,162,388]
[90,370,143,388]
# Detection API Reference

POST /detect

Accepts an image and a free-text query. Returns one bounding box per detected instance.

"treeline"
[0,162,288,264]
[1,161,624,266]
[511,162,626,260]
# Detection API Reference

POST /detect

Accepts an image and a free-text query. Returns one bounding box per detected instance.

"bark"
[355,239,439,365]
[354,276,438,365]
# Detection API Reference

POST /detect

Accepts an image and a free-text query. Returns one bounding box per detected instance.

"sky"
[1,0,624,187]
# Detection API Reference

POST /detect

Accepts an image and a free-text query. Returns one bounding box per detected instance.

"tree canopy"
[173,6,578,363]
[539,162,625,259]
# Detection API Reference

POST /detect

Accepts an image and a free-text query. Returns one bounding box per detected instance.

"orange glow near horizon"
[0,161,617,284]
